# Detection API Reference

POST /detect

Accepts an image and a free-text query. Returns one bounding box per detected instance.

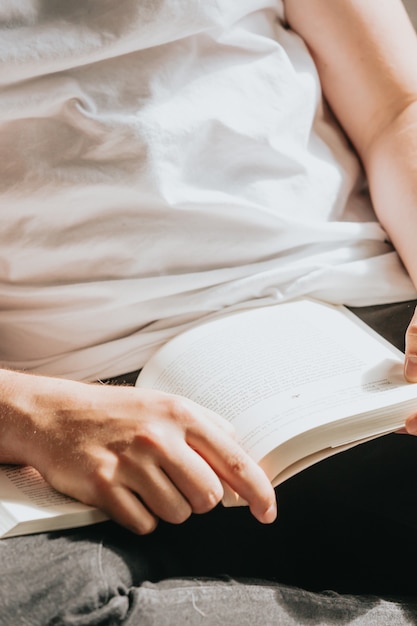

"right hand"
[0,369,277,534]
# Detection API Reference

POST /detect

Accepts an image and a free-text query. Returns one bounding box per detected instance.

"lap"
[3,299,417,624]
[2,433,417,625]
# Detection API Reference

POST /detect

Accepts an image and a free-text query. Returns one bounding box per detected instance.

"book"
[1,298,417,537]
[135,298,417,506]
[0,464,108,539]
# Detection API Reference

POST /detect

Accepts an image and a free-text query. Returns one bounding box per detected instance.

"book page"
[0,465,76,509]
[0,465,106,532]
[1,465,75,508]
[137,299,416,467]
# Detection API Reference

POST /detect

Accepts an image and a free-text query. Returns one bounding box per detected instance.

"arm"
[285,0,417,388]
[0,368,276,533]
[285,0,417,283]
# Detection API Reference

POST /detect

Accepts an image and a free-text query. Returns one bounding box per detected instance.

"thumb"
[405,414,417,435]
[404,305,417,382]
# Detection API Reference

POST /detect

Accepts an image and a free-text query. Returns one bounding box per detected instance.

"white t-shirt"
[0,0,415,380]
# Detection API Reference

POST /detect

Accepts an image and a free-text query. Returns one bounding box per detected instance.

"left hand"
[403,304,417,433]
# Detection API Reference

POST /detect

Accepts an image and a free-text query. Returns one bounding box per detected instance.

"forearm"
[285,0,417,158]
[365,100,417,288]
[0,368,39,465]
[0,368,84,467]
[284,0,417,287]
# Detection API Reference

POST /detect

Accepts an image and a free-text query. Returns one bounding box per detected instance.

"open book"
[0,464,108,539]
[1,298,417,537]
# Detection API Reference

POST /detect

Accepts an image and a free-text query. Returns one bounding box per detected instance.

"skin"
[284,0,417,427]
[0,369,277,534]
[2,0,417,533]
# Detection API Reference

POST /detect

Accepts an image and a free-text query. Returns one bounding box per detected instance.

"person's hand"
[0,370,277,534]
[405,305,417,382]
[404,305,417,433]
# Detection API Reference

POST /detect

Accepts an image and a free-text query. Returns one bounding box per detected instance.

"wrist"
[0,368,53,466]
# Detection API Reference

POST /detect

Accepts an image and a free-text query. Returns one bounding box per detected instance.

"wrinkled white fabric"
[0,0,415,380]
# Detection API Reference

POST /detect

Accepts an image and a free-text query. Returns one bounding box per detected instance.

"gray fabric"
[128,580,417,626]
[1,526,417,626]
[2,431,417,625]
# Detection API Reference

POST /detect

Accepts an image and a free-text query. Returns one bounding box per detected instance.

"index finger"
[187,417,277,525]
[405,305,417,382]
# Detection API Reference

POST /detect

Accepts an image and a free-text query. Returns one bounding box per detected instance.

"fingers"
[185,416,277,524]
[115,399,276,528]
[136,392,276,524]
[158,444,225,515]
[118,428,225,522]
[405,416,417,435]
[405,305,417,382]
[162,396,277,524]
[204,441,277,524]
[94,484,159,535]
[119,457,195,524]
[404,305,417,433]
[45,386,277,534]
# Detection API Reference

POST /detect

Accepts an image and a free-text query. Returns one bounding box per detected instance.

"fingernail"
[262,501,277,524]
[405,357,417,382]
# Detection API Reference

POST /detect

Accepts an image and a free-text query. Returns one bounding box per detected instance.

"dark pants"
[2,301,417,625]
